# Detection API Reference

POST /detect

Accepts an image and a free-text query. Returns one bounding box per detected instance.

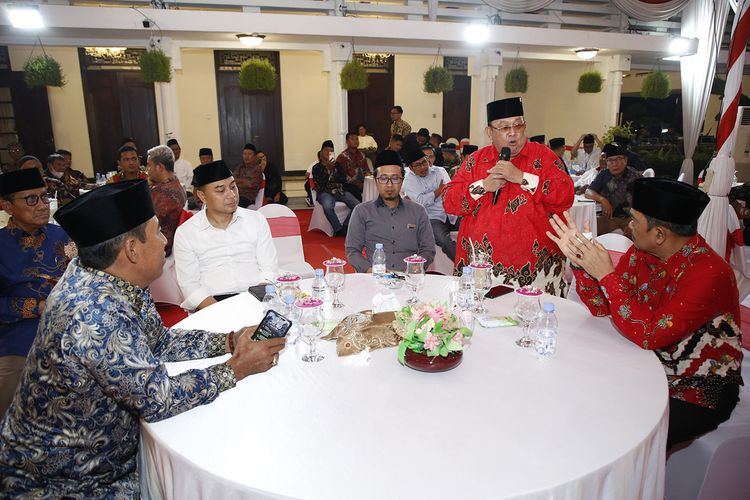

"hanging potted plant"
[504,67,528,93]
[23,55,65,88]
[340,58,369,91]
[139,48,172,83]
[577,70,603,93]
[423,66,454,94]
[641,70,671,99]
[239,58,277,91]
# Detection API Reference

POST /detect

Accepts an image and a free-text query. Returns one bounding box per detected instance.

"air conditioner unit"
[734,106,750,182]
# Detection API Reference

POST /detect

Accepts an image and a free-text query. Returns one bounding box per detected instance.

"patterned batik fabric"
[0,221,75,357]
[0,259,235,497]
[234,162,264,203]
[573,234,744,408]
[151,176,187,256]
[336,148,370,183]
[390,119,412,138]
[587,166,642,218]
[443,141,574,296]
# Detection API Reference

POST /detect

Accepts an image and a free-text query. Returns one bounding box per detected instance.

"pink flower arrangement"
[396,302,473,364]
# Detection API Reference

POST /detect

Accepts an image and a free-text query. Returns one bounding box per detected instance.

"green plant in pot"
[578,70,603,93]
[423,66,454,94]
[504,67,528,93]
[340,59,369,90]
[139,48,172,83]
[23,55,66,88]
[641,71,671,99]
[239,58,277,91]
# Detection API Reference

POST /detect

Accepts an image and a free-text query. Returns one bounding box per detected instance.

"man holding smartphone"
[311,147,360,236]
[0,180,285,497]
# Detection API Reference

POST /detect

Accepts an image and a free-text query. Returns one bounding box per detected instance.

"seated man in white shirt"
[570,133,603,174]
[174,161,278,311]
[402,148,459,261]
[167,139,193,192]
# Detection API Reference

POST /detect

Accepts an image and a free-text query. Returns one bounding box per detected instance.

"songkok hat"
[602,143,626,157]
[529,135,545,144]
[632,178,710,225]
[244,143,257,152]
[55,180,154,248]
[440,143,457,151]
[417,128,430,138]
[405,149,427,166]
[487,97,524,122]
[549,137,566,149]
[198,148,213,157]
[166,139,179,147]
[463,145,478,156]
[192,160,232,187]
[375,150,403,168]
[583,134,595,145]
[0,168,46,196]
[321,140,334,149]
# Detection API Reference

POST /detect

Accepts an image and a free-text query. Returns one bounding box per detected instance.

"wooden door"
[80,60,158,174]
[442,71,471,141]
[215,51,284,172]
[347,54,394,151]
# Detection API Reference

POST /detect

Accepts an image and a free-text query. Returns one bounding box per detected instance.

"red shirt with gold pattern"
[573,234,743,408]
[444,140,574,295]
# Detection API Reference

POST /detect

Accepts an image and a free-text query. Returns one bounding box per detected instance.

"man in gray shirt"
[346,150,435,273]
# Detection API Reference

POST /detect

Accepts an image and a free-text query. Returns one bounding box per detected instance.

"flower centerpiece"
[395,303,472,372]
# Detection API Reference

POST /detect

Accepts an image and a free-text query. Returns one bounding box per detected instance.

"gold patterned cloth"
[323,310,400,356]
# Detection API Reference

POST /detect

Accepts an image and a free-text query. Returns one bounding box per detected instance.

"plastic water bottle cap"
[543,302,555,312]
[265,284,276,294]
[315,268,324,277]
[462,266,473,275]
[376,243,383,249]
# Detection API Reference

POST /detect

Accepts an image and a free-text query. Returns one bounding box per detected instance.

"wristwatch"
[470,183,487,196]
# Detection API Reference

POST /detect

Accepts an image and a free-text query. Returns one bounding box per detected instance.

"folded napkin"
[372,293,401,313]
[322,310,400,357]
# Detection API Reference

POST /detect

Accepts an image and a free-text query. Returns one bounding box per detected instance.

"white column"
[470,50,502,147]
[600,55,630,130]
[324,42,351,154]
[155,37,181,143]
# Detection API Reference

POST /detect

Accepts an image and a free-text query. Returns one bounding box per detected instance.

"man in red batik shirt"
[548,178,743,450]
[443,97,574,295]
[336,131,371,201]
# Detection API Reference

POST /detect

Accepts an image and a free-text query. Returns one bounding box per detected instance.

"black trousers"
[667,382,740,450]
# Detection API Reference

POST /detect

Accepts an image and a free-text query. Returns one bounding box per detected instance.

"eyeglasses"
[12,193,50,207]
[376,175,403,185]
[605,155,626,163]
[489,121,526,135]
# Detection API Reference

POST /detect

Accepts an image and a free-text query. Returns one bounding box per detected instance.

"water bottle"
[261,284,278,313]
[311,268,328,300]
[372,243,386,277]
[535,302,558,358]
[456,266,475,329]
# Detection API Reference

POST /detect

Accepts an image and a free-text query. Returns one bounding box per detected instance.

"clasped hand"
[546,212,615,281]
[227,326,286,380]
[483,160,522,192]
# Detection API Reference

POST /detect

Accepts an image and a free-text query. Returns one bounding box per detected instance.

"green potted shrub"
[504,67,528,93]
[238,58,277,91]
[139,48,172,83]
[641,71,671,99]
[340,59,369,90]
[577,70,603,93]
[423,66,454,93]
[23,55,65,88]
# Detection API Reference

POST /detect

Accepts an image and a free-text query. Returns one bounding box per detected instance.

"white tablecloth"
[570,196,598,237]
[141,275,667,500]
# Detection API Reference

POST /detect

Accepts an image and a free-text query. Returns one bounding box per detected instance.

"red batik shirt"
[444,141,574,295]
[573,234,744,408]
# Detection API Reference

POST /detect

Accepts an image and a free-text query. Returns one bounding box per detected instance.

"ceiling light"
[575,48,599,60]
[464,24,489,45]
[236,33,266,48]
[669,37,691,56]
[8,7,44,29]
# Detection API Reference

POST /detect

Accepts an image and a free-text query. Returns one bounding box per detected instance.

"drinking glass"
[514,287,542,348]
[470,263,493,315]
[323,258,347,308]
[296,297,325,362]
[404,255,426,305]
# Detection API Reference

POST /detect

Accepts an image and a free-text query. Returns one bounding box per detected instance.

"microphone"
[492,147,511,205]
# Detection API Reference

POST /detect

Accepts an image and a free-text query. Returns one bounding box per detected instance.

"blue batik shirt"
[0,258,236,497]
[0,220,75,357]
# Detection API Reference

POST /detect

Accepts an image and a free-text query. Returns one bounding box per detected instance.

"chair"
[258,204,315,278]
[308,189,351,237]
[150,210,192,326]
[677,172,686,183]
[567,233,633,304]
[642,168,655,178]
[427,231,458,276]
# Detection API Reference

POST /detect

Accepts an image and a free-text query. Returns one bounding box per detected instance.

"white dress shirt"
[402,166,457,224]
[174,158,194,191]
[173,207,278,310]
[573,147,601,173]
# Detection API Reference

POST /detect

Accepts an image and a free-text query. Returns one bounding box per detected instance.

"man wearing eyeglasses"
[444,97,573,295]
[0,169,76,417]
[346,150,435,273]
[584,143,642,235]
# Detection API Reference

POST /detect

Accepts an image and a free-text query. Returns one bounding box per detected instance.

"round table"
[140,274,668,500]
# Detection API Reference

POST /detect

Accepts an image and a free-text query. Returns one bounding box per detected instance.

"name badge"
[407,223,416,229]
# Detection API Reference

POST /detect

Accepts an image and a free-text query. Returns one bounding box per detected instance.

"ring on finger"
[271,353,279,367]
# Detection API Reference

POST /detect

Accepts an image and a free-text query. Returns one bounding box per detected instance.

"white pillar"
[600,55,630,130]
[155,38,181,143]
[324,42,351,154]
[470,50,502,147]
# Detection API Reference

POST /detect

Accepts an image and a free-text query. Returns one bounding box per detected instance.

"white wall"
[393,54,444,136]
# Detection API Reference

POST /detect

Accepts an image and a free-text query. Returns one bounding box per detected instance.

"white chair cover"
[307,189,351,237]
[642,168,655,178]
[427,231,458,276]
[258,204,315,279]
[149,255,185,306]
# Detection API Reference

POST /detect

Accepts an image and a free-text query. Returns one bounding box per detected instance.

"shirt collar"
[197,207,243,231]
[6,218,48,237]
[78,258,147,301]
[375,196,404,208]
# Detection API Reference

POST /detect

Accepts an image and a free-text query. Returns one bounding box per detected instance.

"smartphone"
[248,284,268,301]
[251,310,292,341]
[485,284,515,299]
